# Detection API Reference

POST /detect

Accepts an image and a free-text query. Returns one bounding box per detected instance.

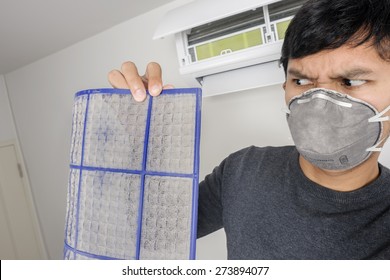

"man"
[108,0,390,259]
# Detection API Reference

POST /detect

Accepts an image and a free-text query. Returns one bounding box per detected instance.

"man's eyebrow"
[287,68,311,79]
[287,67,374,79]
[334,68,374,79]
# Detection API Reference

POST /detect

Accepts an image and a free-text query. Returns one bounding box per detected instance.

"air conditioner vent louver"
[188,8,265,46]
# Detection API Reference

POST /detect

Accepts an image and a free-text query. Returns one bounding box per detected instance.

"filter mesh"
[64,88,201,260]
[147,94,197,174]
[140,176,193,260]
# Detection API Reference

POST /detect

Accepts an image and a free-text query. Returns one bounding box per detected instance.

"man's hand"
[108,61,173,102]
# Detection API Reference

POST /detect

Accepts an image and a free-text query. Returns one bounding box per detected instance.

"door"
[0,143,45,259]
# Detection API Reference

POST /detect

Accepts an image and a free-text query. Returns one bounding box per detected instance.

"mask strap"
[366,104,390,152]
[282,107,291,114]
[368,104,390,123]
[366,138,386,152]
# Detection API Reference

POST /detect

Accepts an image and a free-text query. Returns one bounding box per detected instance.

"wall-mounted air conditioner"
[154,0,306,96]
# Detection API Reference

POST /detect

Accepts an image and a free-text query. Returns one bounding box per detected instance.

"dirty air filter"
[64,88,202,260]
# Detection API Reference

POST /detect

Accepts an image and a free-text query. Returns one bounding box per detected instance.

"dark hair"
[280,0,390,73]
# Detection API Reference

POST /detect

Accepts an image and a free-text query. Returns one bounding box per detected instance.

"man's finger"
[121,61,146,102]
[108,70,128,89]
[145,62,163,96]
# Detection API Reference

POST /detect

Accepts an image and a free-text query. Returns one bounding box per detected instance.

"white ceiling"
[0,0,174,75]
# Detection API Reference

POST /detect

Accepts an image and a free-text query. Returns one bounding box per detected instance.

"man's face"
[284,42,390,148]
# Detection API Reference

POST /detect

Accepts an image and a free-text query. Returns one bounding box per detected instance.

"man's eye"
[294,79,312,86]
[342,79,366,87]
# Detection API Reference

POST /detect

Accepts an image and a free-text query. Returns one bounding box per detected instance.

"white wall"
[196,84,292,259]
[4,1,390,260]
[0,75,17,142]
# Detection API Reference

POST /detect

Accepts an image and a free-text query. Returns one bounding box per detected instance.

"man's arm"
[197,160,226,238]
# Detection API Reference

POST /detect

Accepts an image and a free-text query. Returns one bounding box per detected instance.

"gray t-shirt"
[197,146,390,259]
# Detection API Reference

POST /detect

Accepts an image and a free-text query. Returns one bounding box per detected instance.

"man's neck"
[299,155,380,192]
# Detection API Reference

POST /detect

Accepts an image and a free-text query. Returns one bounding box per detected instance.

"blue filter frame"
[64,88,202,260]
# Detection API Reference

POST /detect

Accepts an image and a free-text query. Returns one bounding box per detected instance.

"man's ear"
[282,81,286,90]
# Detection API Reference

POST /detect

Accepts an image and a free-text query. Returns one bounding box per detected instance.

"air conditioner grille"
[187,0,306,46]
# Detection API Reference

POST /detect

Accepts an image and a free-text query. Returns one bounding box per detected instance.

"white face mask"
[285,88,390,170]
